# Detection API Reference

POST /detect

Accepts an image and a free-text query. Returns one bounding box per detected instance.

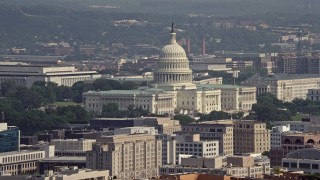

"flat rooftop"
[0,150,43,156]
[39,156,86,162]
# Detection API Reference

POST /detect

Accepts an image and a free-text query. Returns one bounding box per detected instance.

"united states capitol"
[83,26,257,116]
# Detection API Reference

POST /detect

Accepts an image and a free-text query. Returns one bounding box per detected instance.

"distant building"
[242,74,320,102]
[282,148,320,174]
[180,156,223,169]
[160,155,270,178]
[307,89,320,102]
[0,123,20,153]
[274,121,310,132]
[0,145,54,175]
[84,28,223,115]
[38,157,86,174]
[271,125,290,149]
[182,123,234,156]
[50,139,96,157]
[114,126,158,135]
[271,132,320,167]
[83,88,176,115]
[174,134,219,164]
[0,64,101,88]
[86,133,162,180]
[197,84,256,111]
[233,120,270,154]
[90,117,181,135]
[0,166,109,180]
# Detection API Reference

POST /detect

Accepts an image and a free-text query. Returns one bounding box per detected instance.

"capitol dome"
[153,23,194,90]
[160,41,187,58]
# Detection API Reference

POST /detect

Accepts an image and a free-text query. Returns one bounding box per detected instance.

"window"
[299,163,310,169]
[312,164,319,169]
[291,163,297,168]
[282,162,289,168]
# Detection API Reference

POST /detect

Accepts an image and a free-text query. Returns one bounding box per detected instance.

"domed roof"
[161,43,187,58]
[160,28,187,58]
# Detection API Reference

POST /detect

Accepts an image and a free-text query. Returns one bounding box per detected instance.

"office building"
[38,157,86,174]
[86,133,162,180]
[271,125,290,149]
[182,123,234,156]
[307,89,320,102]
[174,134,219,164]
[50,139,96,157]
[282,148,320,174]
[0,64,101,88]
[0,145,54,175]
[196,84,256,111]
[0,123,20,153]
[233,120,270,154]
[242,74,320,102]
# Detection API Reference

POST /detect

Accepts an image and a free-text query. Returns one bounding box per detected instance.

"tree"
[199,111,231,121]
[174,114,195,125]
[1,81,17,97]
[101,103,121,118]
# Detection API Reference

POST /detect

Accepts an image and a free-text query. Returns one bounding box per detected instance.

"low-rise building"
[160,155,270,178]
[0,64,101,88]
[38,157,86,174]
[274,121,310,132]
[282,148,320,174]
[0,145,54,175]
[0,166,109,180]
[242,74,320,102]
[114,126,158,135]
[83,88,175,115]
[50,139,96,157]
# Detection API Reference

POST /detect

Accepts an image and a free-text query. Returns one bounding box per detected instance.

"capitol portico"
[83,25,255,115]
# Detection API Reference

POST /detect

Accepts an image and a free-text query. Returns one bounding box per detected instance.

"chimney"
[202,38,206,55]
[187,38,191,55]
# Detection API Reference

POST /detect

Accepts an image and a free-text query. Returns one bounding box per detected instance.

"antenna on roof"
[171,22,175,33]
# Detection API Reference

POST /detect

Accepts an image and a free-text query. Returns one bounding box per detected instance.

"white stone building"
[0,64,101,88]
[0,145,54,175]
[85,27,261,115]
[270,125,290,149]
[242,74,320,102]
[174,134,219,164]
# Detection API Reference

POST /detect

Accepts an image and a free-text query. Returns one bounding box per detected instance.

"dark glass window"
[312,164,319,169]
[283,162,289,167]
[291,162,297,168]
[299,163,310,169]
